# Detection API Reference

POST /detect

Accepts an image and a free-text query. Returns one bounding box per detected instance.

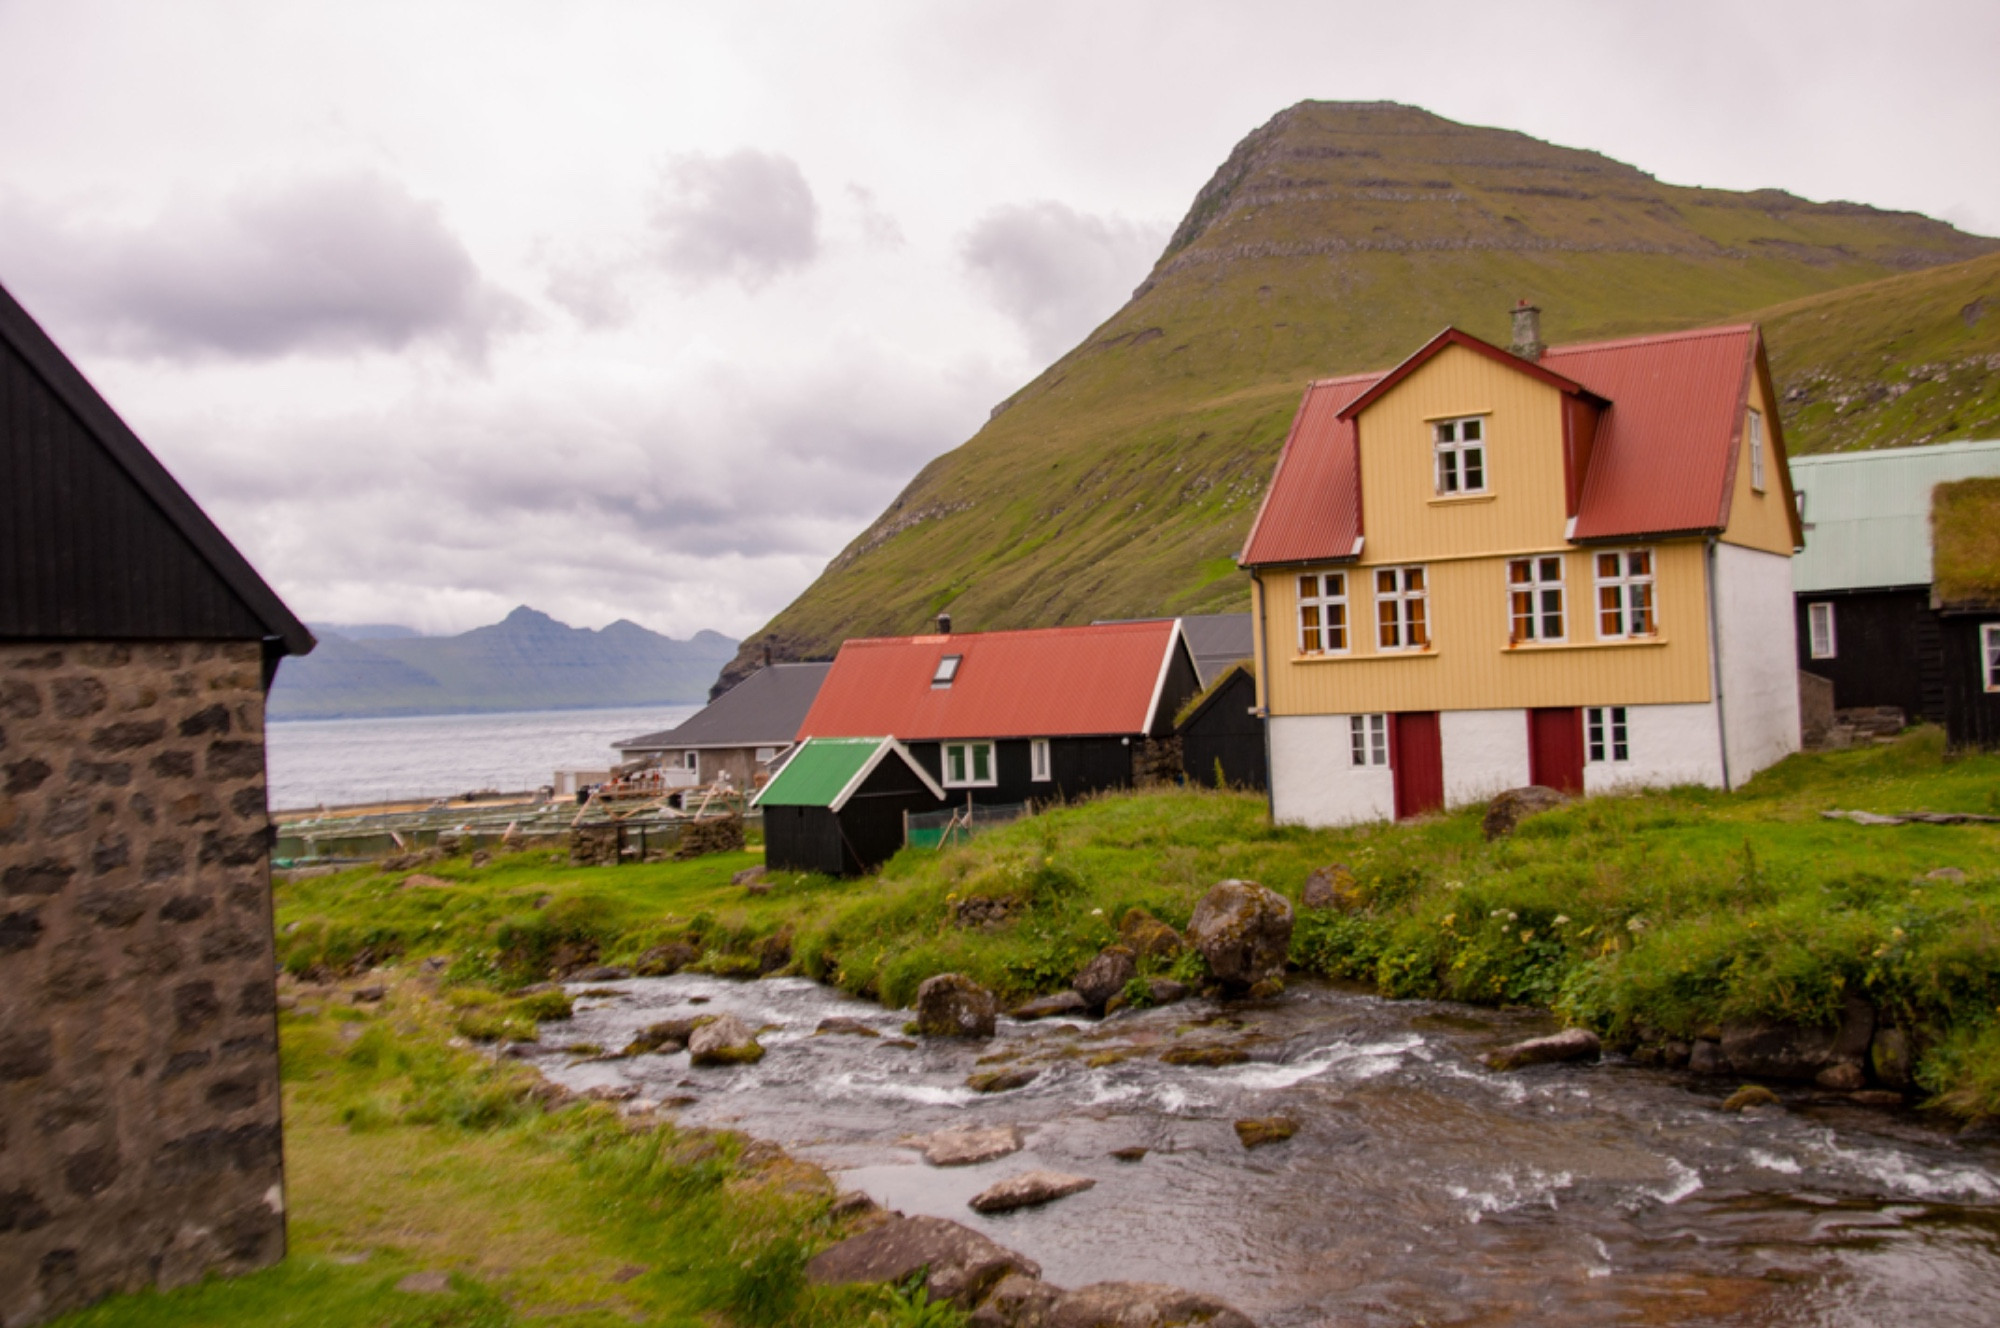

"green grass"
[731,101,1998,670]
[54,974,932,1328]
[1931,475,2000,604]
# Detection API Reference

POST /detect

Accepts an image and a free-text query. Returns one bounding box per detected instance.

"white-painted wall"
[1269,714,1395,826]
[1713,541,1803,785]
[1440,709,1530,805]
[1584,701,1726,794]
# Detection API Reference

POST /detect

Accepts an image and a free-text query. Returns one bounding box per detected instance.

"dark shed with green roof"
[751,737,945,876]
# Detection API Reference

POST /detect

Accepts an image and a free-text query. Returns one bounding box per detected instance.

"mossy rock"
[1234,1116,1297,1148]
[1160,1044,1250,1067]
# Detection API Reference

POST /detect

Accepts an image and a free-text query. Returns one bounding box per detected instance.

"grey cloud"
[961,200,1167,361]
[651,149,819,289]
[0,173,523,363]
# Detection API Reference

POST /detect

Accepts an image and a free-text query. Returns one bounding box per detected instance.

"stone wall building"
[1,280,314,1325]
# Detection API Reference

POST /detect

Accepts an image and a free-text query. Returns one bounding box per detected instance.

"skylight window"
[932,655,962,687]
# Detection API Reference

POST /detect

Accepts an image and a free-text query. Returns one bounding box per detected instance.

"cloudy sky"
[2,1,1995,641]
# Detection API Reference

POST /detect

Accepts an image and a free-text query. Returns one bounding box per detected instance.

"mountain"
[720,100,1998,688]
[270,606,738,719]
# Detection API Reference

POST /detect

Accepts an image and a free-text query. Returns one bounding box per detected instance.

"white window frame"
[1030,738,1051,782]
[1585,706,1629,763]
[1594,549,1657,639]
[933,654,962,688]
[1375,565,1430,651]
[943,740,997,788]
[1296,571,1349,654]
[1983,624,2000,693]
[1508,555,1566,643]
[1808,602,1837,660]
[1748,409,1766,493]
[1350,714,1388,767]
[1434,416,1488,496]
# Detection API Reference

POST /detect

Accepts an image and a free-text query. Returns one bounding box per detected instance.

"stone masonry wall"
[0,641,285,1326]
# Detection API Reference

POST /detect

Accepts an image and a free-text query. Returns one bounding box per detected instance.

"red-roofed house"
[1241,306,1804,826]
[795,619,1201,804]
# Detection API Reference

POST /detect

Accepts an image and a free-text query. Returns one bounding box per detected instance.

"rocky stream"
[524,968,2000,1326]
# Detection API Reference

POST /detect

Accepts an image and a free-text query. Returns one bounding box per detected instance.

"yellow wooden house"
[1239,306,1803,824]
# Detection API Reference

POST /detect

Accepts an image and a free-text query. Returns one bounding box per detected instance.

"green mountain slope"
[728,100,1998,683]
[270,606,737,719]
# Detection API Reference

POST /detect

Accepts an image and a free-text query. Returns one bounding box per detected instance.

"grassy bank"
[55,974,941,1328]
[270,731,2000,1121]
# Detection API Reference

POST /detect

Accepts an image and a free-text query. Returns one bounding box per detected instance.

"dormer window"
[1434,416,1487,495]
[932,655,961,688]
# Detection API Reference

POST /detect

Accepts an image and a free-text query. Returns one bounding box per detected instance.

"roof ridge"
[843,619,1175,647]
[1545,323,1756,356]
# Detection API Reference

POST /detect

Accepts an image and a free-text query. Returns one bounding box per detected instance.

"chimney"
[1510,300,1545,362]
[936,611,952,635]
[762,643,772,668]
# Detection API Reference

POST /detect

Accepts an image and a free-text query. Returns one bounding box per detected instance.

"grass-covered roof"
[1932,476,2000,609]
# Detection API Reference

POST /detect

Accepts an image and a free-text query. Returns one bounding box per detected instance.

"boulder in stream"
[968,1273,1065,1328]
[1722,1084,1780,1112]
[1186,881,1292,991]
[622,1015,712,1056]
[968,1067,1040,1094]
[687,1013,765,1065]
[805,1214,1040,1309]
[1233,1116,1297,1148]
[1482,1028,1601,1072]
[917,973,999,1038]
[910,1124,1025,1166]
[1119,908,1185,962]
[968,1170,1097,1214]
[1048,1281,1256,1328]
[1074,946,1137,1014]
[815,1016,880,1038]
[1013,991,1089,1021]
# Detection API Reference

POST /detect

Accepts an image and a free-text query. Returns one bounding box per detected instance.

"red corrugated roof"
[1546,325,1756,540]
[1238,373,1378,567]
[1241,322,1769,565]
[797,620,1186,741]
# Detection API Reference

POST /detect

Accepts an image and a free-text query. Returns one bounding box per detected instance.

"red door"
[1390,711,1444,821]
[1527,707,1585,794]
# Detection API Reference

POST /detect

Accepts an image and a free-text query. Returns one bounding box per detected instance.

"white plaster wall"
[1714,542,1803,784]
[1584,701,1727,794]
[1440,709,1530,806]
[1269,714,1396,826]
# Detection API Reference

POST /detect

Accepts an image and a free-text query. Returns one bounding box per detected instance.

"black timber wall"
[762,757,944,876]
[1794,588,1942,721]
[1941,613,2000,749]
[1148,643,1202,738]
[0,329,269,643]
[907,736,1135,807]
[1179,671,1267,790]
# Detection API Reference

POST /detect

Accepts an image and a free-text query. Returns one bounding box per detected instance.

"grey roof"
[615,662,831,753]
[1790,440,2000,594]
[1179,613,1254,687]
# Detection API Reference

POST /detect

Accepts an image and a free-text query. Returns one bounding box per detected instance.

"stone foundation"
[1,641,285,1326]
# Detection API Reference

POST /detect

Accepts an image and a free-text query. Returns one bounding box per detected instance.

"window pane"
[1350,716,1366,765]
[1408,598,1428,647]
[1378,599,1399,648]
[1464,449,1483,488]
[1437,420,1456,443]
[1327,605,1346,649]
[1298,574,1315,598]
[1327,572,1345,596]
[1540,557,1561,580]
[1597,553,1619,579]
[1377,569,1397,595]
[1541,589,1563,638]
[1631,585,1655,634]
[1509,559,1530,585]
[1463,419,1481,441]
[1629,550,1651,577]
[1406,567,1424,592]
[973,745,991,781]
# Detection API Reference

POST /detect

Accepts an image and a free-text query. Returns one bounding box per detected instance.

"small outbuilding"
[1176,661,1266,790]
[1,279,313,1323]
[751,737,945,876]
[614,661,831,789]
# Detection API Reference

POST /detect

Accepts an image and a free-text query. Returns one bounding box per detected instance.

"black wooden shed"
[751,737,946,876]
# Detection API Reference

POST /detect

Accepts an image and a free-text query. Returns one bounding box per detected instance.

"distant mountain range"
[720,99,2000,690]
[270,605,737,720]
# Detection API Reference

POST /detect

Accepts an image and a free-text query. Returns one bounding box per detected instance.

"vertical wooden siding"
[1721,358,1801,556]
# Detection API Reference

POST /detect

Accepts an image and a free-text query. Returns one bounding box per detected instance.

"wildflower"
[1520,930,1535,943]
[1626,916,1649,933]
[1444,880,1464,891]
[1490,909,1506,918]
[1090,908,1104,916]
[1552,915,1570,927]
[1441,913,1456,928]
[1506,910,1518,923]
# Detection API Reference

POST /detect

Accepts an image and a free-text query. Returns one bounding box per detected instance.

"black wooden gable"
[0,280,312,656]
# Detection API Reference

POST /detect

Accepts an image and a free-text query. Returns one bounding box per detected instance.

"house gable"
[1350,341,1574,566]
[1719,340,1805,556]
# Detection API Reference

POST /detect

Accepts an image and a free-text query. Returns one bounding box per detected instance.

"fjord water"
[263,703,696,810]
[535,976,2000,1327]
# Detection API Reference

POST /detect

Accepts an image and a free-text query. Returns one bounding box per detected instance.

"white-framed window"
[1297,571,1349,654]
[1508,556,1566,643]
[1350,714,1388,767]
[943,740,996,787]
[1375,566,1430,650]
[933,655,962,688]
[683,751,698,771]
[1030,738,1051,782]
[1585,707,1629,763]
[1748,409,1766,492]
[754,747,778,763]
[1808,602,1837,660]
[1983,624,2000,693]
[1434,416,1487,495]
[1595,550,1657,639]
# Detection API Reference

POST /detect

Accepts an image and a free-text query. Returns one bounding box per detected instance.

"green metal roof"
[1790,439,2000,594]
[750,736,942,811]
